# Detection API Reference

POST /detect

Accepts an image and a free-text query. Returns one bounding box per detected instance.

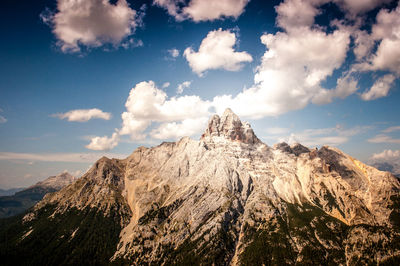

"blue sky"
[1,0,400,188]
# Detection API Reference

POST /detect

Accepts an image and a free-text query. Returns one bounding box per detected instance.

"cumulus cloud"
[87,81,212,149]
[53,108,111,122]
[150,117,208,139]
[361,74,396,100]
[370,149,400,176]
[85,132,120,150]
[356,3,400,76]
[84,0,400,150]
[184,28,252,76]
[334,0,392,15]
[372,149,400,160]
[162,82,171,88]
[210,20,350,117]
[275,0,323,31]
[176,81,192,94]
[312,73,359,104]
[154,0,249,22]
[353,30,375,61]
[41,0,142,52]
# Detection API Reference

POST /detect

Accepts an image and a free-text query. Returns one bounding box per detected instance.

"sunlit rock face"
[16,109,400,265]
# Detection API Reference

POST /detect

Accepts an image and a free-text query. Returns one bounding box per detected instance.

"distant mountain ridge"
[0,172,75,218]
[1,109,400,265]
[0,188,24,197]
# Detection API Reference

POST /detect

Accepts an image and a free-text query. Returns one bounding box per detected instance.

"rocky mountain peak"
[201,108,261,144]
[34,171,76,190]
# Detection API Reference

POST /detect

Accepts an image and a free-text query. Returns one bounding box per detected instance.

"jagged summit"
[201,108,261,144]
[9,108,400,265]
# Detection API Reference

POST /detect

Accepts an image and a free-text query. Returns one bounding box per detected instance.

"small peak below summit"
[201,108,260,144]
[34,172,76,190]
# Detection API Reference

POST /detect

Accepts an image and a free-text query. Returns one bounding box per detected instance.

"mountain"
[1,109,400,265]
[0,172,75,218]
[0,188,24,197]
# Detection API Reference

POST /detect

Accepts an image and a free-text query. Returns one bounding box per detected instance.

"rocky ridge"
[0,172,76,218]
[6,109,400,265]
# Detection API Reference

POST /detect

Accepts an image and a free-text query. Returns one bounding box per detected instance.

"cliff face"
[4,109,400,265]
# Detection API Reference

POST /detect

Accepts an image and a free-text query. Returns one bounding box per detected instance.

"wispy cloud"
[176,81,192,94]
[264,125,371,147]
[0,108,6,124]
[368,134,400,144]
[168,48,179,58]
[0,152,127,163]
[382,126,400,133]
[52,108,111,122]
[368,124,400,144]
[0,115,6,124]
[265,127,290,135]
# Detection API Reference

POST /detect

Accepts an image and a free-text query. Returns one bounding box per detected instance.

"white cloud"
[176,81,192,94]
[368,134,400,144]
[357,3,400,75]
[87,81,212,149]
[154,0,249,22]
[370,149,400,175]
[210,23,350,118]
[334,0,392,15]
[83,0,400,150]
[361,74,396,101]
[312,73,359,104]
[85,132,120,150]
[382,126,400,133]
[353,30,375,61]
[271,125,369,147]
[184,28,252,76]
[153,0,183,20]
[168,48,179,58]
[162,82,171,88]
[150,117,208,140]
[0,151,127,163]
[372,149,400,160]
[275,0,323,31]
[41,0,142,52]
[0,115,6,124]
[265,127,290,135]
[53,108,111,122]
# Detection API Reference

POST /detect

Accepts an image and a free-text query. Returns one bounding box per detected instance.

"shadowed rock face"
[5,109,400,265]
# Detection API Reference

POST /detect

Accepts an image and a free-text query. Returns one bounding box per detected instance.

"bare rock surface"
[25,109,400,265]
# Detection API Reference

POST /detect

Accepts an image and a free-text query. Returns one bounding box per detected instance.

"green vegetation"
[240,203,347,265]
[0,186,58,218]
[2,197,400,265]
[0,204,125,265]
